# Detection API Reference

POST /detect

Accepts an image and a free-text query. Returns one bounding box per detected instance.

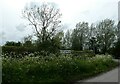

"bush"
[2,54,118,83]
[112,41,120,59]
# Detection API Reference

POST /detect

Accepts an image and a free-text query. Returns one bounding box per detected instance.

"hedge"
[2,46,37,54]
[71,50,95,58]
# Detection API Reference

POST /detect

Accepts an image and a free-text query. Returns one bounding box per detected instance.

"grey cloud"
[81,10,90,15]
[16,23,26,32]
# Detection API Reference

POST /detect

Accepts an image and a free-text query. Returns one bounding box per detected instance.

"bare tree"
[22,2,62,43]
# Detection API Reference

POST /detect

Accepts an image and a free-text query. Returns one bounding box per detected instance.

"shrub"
[110,41,120,59]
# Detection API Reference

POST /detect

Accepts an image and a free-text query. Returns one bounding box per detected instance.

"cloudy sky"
[0,0,119,45]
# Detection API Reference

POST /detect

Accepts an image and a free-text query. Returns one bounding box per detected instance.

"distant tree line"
[62,20,120,58]
[62,19,118,53]
[2,2,120,58]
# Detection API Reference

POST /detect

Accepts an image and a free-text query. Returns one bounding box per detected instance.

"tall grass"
[2,54,118,83]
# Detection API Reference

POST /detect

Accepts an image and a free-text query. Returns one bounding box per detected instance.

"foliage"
[22,35,33,47]
[2,46,37,57]
[2,54,118,83]
[88,37,98,54]
[62,30,72,49]
[71,22,89,51]
[117,21,120,41]
[61,19,117,54]
[36,31,64,54]
[96,19,117,54]
[109,41,120,59]
[4,41,22,46]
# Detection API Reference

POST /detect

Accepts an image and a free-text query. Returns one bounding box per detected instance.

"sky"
[0,0,119,45]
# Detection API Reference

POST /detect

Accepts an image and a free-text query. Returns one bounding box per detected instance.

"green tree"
[111,21,120,58]
[88,24,98,53]
[51,31,64,53]
[23,35,33,47]
[62,30,72,49]
[5,41,15,46]
[16,41,22,46]
[4,41,22,46]
[96,19,116,54]
[71,22,89,50]
[117,21,120,41]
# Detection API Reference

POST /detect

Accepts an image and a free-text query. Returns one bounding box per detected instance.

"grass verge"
[2,54,118,84]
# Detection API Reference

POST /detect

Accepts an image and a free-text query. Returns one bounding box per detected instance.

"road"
[75,59,119,84]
